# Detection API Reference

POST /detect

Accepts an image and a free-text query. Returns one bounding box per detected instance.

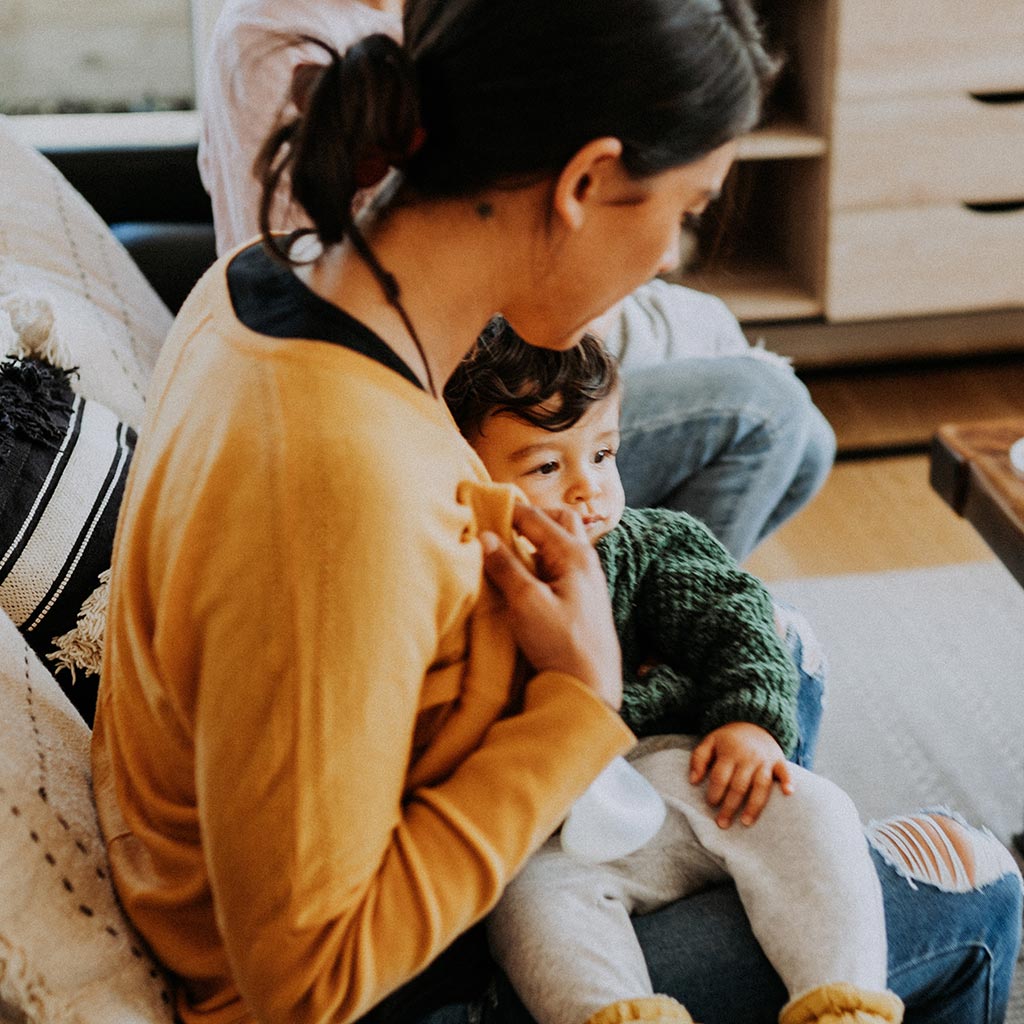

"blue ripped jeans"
[776,601,825,771]
[616,356,836,564]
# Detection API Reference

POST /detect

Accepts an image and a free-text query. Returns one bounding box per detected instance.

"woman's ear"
[552,138,626,231]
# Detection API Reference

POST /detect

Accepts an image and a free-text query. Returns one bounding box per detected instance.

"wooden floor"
[800,352,1024,455]
[744,454,995,580]
[742,352,1024,581]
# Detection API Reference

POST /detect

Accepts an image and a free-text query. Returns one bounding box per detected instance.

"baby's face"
[470,392,625,544]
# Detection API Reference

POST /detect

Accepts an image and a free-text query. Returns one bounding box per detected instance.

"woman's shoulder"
[146,281,469,492]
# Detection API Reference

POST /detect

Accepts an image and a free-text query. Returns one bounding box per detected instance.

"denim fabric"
[616,356,835,563]
[775,601,826,771]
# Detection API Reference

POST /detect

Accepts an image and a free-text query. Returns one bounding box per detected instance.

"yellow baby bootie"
[585,995,696,1024]
[780,983,904,1024]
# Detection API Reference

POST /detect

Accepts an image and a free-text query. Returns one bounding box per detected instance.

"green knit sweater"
[596,507,799,754]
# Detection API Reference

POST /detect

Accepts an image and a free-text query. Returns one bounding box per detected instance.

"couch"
[0,114,207,1023]
[43,138,217,315]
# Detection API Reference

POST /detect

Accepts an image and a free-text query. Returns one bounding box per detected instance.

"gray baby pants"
[486,736,886,1024]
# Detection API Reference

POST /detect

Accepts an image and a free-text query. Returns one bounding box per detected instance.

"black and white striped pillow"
[0,358,134,725]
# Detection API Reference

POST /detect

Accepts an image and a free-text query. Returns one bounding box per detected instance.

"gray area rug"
[770,560,1024,1019]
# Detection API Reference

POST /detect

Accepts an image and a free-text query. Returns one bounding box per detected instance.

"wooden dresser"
[669,0,1024,365]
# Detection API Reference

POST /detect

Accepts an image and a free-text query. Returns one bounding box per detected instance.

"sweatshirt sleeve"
[181,424,633,1024]
[624,510,799,753]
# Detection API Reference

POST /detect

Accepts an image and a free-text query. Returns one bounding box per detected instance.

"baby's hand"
[689,722,793,829]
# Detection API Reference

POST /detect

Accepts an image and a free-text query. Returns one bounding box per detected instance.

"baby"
[444,319,904,1024]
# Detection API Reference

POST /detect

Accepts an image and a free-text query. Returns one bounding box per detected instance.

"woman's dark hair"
[255,31,422,268]
[256,0,778,261]
[444,317,619,439]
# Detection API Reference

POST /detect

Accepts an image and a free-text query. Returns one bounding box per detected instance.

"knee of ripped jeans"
[772,601,827,682]
[867,810,1022,893]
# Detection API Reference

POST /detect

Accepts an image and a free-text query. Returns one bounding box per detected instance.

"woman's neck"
[297,194,526,395]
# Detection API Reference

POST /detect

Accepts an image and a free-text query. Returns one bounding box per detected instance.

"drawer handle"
[963,199,1024,214]
[969,89,1024,105]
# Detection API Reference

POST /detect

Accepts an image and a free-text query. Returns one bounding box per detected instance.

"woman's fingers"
[512,501,578,540]
[480,516,622,710]
[510,503,587,580]
[480,530,546,606]
[540,505,589,541]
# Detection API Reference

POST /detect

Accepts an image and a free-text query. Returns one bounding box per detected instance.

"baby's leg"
[633,739,893,1009]
[487,811,725,1024]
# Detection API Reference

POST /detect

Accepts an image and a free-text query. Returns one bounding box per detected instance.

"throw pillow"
[0,610,175,1023]
[0,114,172,430]
[0,357,133,726]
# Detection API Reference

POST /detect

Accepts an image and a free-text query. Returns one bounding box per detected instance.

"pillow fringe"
[0,356,77,453]
[0,291,74,370]
[47,568,111,684]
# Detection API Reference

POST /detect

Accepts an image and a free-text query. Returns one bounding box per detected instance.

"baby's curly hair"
[444,317,619,439]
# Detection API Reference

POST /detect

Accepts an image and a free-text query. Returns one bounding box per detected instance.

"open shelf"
[663,0,834,323]
[665,156,828,324]
[669,260,823,322]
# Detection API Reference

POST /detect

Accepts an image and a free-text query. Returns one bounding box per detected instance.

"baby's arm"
[689,721,793,828]
[624,509,801,752]
[605,510,800,826]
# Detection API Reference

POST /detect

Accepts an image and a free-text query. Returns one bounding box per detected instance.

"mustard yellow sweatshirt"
[91,257,633,1024]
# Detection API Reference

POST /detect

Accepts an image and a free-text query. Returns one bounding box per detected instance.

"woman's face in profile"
[509,140,737,351]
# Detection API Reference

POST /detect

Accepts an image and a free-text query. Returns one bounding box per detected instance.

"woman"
[198,0,837,565]
[92,2,1022,1024]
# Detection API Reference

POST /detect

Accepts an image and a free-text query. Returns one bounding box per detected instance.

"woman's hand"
[481,504,623,710]
[689,722,793,829]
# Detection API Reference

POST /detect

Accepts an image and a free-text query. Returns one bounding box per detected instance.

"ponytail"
[254,33,423,264]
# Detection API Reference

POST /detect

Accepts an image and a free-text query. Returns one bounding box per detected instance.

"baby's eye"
[528,461,559,476]
[594,449,616,464]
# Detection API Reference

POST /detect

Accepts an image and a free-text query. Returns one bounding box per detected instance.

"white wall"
[0,0,194,111]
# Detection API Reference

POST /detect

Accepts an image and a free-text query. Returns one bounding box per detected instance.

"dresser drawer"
[835,1,1024,100]
[831,92,1024,209]
[826,202,1024,320]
